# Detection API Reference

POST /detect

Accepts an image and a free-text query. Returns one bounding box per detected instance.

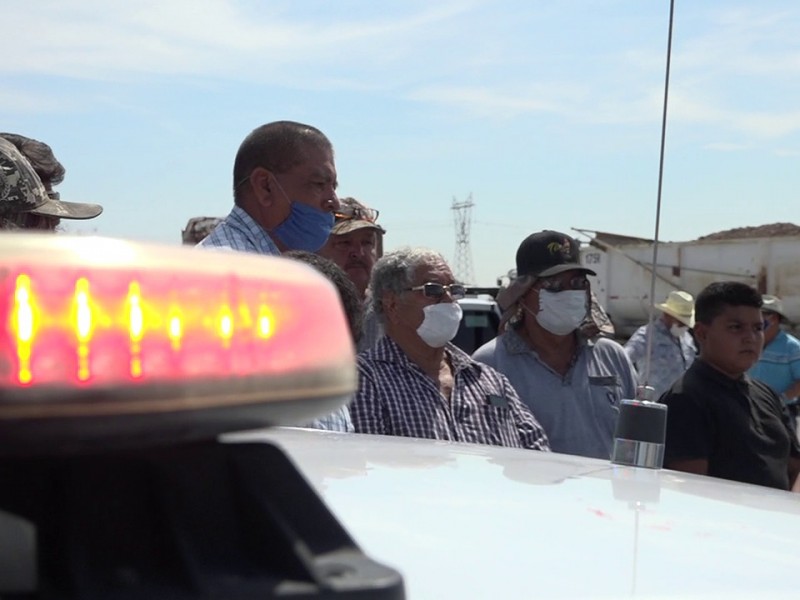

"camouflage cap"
[0,137,103,220]
[182,216,223,244]
[332,197,386,236]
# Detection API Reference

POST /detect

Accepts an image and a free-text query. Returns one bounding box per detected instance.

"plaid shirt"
[351,337,550,450]
[197,206,280,255]
[306,405,354,433]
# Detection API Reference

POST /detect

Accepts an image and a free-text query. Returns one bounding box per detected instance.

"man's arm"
[501,374,550,451]
[661,389,712,476]
[349,360,387,435]
[623,327,646,372]
[781,380,800,401]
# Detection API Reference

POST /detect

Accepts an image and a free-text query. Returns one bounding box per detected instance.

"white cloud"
[669,88,800,139]
[1,0,480,81]
[704,142,748,152]
[407,84,584,120]
[4,0,800,149]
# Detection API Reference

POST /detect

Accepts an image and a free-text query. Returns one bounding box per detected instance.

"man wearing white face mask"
[350,247,549,450]
[625,290,698,400]
[473,230,636,459]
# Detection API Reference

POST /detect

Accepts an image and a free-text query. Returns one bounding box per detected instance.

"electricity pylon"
[451,194,475,285]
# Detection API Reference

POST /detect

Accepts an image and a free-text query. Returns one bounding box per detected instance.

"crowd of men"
[2,122,799,493]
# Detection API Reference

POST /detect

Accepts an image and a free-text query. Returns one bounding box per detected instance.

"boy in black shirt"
[661,281,800,490]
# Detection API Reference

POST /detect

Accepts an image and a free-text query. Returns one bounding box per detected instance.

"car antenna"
[641,0,677,399]
[611,0,676,470]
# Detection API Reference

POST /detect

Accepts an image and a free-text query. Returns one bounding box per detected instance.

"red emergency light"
[0,235,356,454]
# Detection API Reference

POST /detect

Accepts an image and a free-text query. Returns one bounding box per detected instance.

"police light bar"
[0,235,356,454]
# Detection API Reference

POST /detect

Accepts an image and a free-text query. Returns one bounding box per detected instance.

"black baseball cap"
[515,230,596,278]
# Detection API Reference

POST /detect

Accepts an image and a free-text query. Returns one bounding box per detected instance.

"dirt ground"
[697,222,800,241]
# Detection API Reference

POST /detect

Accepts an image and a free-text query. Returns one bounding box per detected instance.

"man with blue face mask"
[350,247,550,450]
[199,120,339,254]
[473,230,637,459]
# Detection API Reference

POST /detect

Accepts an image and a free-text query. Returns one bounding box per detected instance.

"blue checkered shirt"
[306,404,354,433]
[197,206,280,255]
[625,319,697,400]
[351,337,550,450]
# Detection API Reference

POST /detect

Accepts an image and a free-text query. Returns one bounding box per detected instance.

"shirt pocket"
[588,375,623,411]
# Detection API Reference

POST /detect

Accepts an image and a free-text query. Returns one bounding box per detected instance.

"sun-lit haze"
[4,1,799,285]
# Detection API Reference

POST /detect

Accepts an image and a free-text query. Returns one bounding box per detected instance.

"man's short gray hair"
[370,247,448,323]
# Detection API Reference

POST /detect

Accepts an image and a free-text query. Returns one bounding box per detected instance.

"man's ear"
[693,322,707,348]
[382,290,401,325]
[249,167,275,207]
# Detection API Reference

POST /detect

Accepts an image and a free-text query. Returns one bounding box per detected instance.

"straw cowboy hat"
[655,290,695,328]
[761,294,790,323]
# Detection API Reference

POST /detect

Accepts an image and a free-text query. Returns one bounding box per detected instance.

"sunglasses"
[538,275,590,293]
[334,206,379,224]
[406,282,466,300]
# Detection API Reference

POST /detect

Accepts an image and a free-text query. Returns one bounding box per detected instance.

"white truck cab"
[2,236,798,599]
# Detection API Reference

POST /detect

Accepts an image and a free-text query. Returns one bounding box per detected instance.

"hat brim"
[31,196,103,220]
[535,263,596,278]
[331,220,385,236]
[764,307,791,323]
[656,303,695,328]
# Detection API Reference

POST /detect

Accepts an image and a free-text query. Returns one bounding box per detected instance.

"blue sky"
[4,1,800,285]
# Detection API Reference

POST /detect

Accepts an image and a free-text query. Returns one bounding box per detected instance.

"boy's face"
[695,304,764,378]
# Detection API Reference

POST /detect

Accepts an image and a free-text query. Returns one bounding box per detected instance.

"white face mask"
[528,289,587,335]
[416,302,463,348]
[670,323,689,338]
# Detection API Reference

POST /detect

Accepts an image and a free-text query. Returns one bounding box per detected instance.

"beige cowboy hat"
[762,294,790,323]
[655,290,695,328]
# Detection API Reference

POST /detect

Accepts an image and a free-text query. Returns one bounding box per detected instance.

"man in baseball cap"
[473,229,637,459]
[0,134,103,230]
[318,197,386,351]
[514,230,596,279]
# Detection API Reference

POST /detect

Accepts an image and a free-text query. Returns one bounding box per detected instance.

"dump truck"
[576,223,800,337]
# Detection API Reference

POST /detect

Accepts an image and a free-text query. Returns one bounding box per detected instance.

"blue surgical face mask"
[270,178,334,252]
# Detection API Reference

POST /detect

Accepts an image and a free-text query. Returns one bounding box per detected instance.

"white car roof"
[226,427,800,599]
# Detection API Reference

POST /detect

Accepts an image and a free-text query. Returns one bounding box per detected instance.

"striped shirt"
[749,330,800,403]
[351,337,550,450]
[197,206,280,255]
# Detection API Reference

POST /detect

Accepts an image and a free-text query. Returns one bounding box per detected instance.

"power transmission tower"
[451,194,475,285]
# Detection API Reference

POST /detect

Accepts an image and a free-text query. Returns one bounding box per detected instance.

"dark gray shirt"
[473,328,637,459]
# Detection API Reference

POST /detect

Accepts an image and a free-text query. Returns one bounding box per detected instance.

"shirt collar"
[373,336,475,374]
[230,206,280,252]
[502,326,591,355]
[694,358,751,391]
